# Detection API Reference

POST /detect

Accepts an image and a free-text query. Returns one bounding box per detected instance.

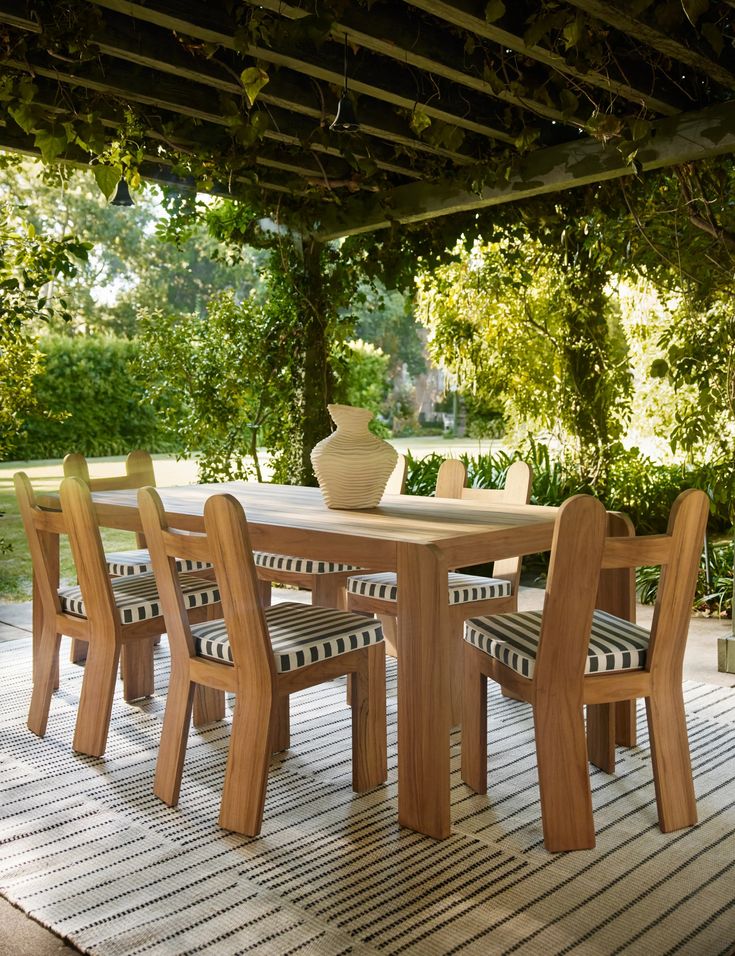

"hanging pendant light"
[330,35,359,133]
[110,179,134,206]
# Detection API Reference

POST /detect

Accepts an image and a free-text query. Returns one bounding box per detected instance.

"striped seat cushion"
[464,609,650,679]
[104,548,211,577]
[347,571,512,605]
[59,571,220,626]
[253,551,360,575]
[191,602,384,673]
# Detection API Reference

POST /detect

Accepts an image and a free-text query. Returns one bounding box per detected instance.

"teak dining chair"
[254,454,408,611]
[16,474,222,757]
[346,459,533,723]
[461,489,709,852]
[63,451,212,579]
[139,487,387,836]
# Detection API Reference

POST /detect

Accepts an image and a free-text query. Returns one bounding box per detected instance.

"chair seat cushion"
[191,602,384,673]
[253,551,360,575]
[104,548,211,577]
[464,609,650,679]
[59,571,220,626]
[347,571,512,605]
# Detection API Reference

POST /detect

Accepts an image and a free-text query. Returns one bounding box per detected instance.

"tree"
[136,288,296,482]
[0,154,266,337]
[0,190,89,457]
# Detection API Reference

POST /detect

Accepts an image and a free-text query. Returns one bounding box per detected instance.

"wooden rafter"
[314,100,735,239]
[566,0,735,92]
[84,0,519,143]
[403,0,682,116]
[0,0,733,237]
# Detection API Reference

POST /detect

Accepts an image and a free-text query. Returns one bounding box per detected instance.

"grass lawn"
[0,456,199,603]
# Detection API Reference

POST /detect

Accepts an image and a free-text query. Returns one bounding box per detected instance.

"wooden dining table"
[39,481,634,840]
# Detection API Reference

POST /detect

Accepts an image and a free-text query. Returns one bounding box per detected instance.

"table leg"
[396,542,451,839]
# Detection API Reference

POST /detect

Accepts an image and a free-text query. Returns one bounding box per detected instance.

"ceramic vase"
[311,404,398,509]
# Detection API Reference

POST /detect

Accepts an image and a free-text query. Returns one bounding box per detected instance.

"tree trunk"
[295,239,332,485]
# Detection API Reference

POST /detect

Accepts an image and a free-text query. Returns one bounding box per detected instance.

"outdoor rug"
[1,637,734,956]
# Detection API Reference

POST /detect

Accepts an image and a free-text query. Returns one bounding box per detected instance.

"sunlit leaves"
[240,66,269,107]
[484,0,506,24]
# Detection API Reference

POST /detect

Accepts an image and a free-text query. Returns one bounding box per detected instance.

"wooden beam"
[566,0,735,92]
[246,0,587,127]
[313,99,735,239]
[0,52,423,182]
[0,3,471,173]
[403,0,681,116]
[85,0,517,143]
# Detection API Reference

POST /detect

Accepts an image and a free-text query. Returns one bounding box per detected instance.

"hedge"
[3,334,183,461]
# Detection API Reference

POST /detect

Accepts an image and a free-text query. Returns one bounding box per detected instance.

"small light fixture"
[330,35,359,133]
[110,179,134,206]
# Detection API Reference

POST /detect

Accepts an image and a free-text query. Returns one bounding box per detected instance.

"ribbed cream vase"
[311,404,398,509]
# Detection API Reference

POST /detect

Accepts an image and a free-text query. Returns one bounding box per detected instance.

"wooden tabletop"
[69,482,559,571]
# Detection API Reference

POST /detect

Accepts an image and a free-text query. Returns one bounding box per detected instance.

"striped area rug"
[1,638,734,956]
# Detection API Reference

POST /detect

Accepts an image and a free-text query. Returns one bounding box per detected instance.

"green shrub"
[4,334,181,460]
[406,443,735,609]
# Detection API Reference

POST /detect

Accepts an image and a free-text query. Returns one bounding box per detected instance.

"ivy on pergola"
[1,0,735,239]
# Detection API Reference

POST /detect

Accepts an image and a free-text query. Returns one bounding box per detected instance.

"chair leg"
[154,667,195,807]
[257,578,272,607]
[69,638,88,665]
[350,643,387,792]
[271,694,290,753]
[449,619,465,727]
[218,689,273,835]
[615,700,637,747]
[193,684,226,725]
[534,694,595,851]
[313,575,347,610]
[27,624,61,738]
[73,639,120,757]
[646,691,697,832]
[586,703,615,773]
[461,644,488,794]
[120,639,155,701]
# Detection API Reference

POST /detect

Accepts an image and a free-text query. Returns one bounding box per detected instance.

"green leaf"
[558,89,579,117]
[681,0,709,27]
[700,21,723,56]
[8,103,38,134]
[649,359,669,378]
[240,66,269,107]
[484,0,506,23]
[410,108,431,135]
[562,14,584,49]
[34,128,67,163]
[93,164,122,201]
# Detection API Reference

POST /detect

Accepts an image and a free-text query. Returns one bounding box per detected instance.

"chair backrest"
[438,460,533,588]
[64,451,155,547]
[63,450,156,490]
[384,454,407,496]
[138,487,275,687]
[535,488,709,692]
[434,458,466,498]
[59,477,120,632]
[14,472,67,624]
[601,488,709,680]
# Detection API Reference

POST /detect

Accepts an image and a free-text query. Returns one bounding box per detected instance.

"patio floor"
[1,589,732,955]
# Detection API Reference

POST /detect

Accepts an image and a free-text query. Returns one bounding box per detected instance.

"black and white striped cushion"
[104,548,211,577]
[464,609,650,679]
[347,571,512,605]
[191,602,384,673]
[59,571,220,626]
[253,551,360,575]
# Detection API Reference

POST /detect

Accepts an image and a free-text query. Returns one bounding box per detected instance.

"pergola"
[1,0,735,239]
